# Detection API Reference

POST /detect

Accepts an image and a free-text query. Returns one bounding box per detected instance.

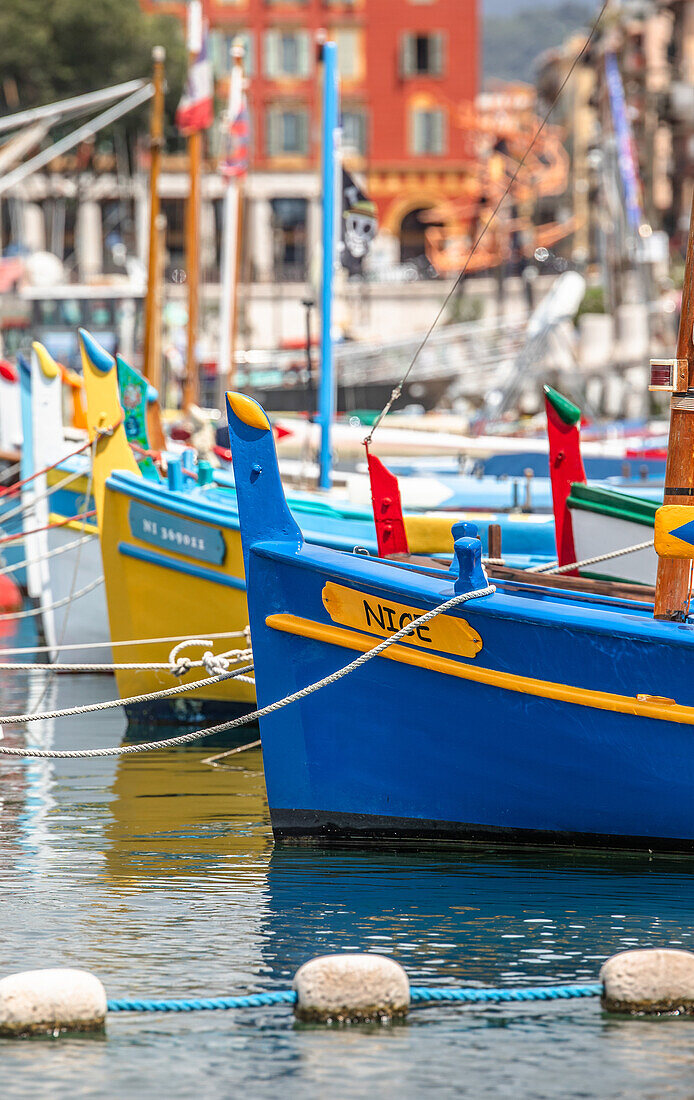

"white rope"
[0,466,86,528]
[0,628,250,658]
[1,643,254,678]
[0,533,91,577]
[0,509,94,550]
[0,582,495,757]
[0,460,21,484]
[202,739,261,768]
[0,646,253,675]
[0,664,255,725]
[526,539,654,576]
[0,573,104,621]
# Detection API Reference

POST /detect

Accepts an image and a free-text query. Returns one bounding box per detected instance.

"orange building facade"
[140,0,478,265]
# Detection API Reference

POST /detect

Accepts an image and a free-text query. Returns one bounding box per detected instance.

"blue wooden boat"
[225,388,694,851]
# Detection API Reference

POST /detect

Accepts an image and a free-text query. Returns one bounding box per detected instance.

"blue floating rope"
[409,983,603,1005]
[106,982,602,1013]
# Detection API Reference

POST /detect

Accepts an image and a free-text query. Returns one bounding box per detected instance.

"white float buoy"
[600,948,694,1015]
[293,953,410,1023]
[0,968,107,1036]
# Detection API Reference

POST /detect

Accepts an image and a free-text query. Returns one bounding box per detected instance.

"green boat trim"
[579,570,653,586]
[567,482,658,529]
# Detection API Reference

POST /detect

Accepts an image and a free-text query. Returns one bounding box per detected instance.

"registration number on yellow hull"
[321,581,482,659]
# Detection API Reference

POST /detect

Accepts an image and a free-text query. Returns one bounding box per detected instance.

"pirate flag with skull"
[340,168,378,277]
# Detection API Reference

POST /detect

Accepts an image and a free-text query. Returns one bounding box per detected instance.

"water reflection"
[3,670,694,1096]
[264,847,694,987]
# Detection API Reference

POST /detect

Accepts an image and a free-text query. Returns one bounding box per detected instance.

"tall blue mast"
[318,40,338,491]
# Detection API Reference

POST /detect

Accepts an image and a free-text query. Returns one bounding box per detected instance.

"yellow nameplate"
[321,581,483,659]
[655,505,694,559]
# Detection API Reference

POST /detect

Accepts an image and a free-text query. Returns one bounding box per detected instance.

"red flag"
[220,97,249,178]
[176,30,214,135]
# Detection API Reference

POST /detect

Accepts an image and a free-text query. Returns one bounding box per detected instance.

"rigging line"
[364,0,610,445]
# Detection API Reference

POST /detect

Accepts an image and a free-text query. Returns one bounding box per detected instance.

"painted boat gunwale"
[250,538,694,651]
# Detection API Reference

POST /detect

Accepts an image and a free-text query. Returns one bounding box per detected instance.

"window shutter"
[433,109,445,154]
[337,30,357,79]
[242,32,254,77]
[400,33,415,77]
[431,32,444,76]
[266,109,279,156]
[411,108,424,155]
[298,110,309,154]
[298,32,311,78]
[264,30,278,78]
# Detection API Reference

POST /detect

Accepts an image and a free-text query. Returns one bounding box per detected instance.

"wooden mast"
[218,39,245,400]
[654,187,694,620]
[143,45,165,386]
[182,4,203,412]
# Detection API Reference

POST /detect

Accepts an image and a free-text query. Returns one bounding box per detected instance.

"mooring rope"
[0,435,93,500]
[0,573,104,621]
[105,982,602,1014]
[0,583,495,757]
[0,509,96,548]
[0,628,250,658]
[0,459,21,484]
[0,664,255,725]
[0,466,87,528]
[0,646,253,676]
[526,539,654,575]
[0,532,92,578]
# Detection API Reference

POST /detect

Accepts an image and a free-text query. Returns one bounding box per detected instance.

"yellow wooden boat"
[80,327,541,724]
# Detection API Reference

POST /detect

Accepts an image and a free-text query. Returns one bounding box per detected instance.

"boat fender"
[0,968,107,1037]
[293,954,410,1024]
[0,574,22,614]
[453,536,488,595]
[600,948,694,1015]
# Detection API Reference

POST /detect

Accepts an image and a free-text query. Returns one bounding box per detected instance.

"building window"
[410,106,446,155]
[266,107,310,156]
[270,197,307,281]
[334,28,362,79]
[264,29,311,77]
[400,32,445,77]
[210,31,254,77]
[342,108,367,154]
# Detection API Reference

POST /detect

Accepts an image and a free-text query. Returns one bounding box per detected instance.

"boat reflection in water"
[264,847,694,987]
[103,743,271,881]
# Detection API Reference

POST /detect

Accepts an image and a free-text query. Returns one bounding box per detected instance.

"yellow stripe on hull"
[48,513,99,536]
[266,613,694,726]
[101,488,254,705]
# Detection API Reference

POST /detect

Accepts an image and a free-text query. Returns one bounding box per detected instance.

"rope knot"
[202,651,231,677]
[168,638,215,678]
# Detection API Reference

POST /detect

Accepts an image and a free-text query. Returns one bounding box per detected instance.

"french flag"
[176,30,214,135]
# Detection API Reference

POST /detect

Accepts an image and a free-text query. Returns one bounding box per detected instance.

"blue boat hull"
[246,544,694,850]
[225,390,694,852]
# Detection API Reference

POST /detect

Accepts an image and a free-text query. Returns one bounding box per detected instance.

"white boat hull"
[45,527,111,662]
[570,508,656,586]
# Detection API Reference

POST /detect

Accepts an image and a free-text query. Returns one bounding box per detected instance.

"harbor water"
[3,668,694,1098]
